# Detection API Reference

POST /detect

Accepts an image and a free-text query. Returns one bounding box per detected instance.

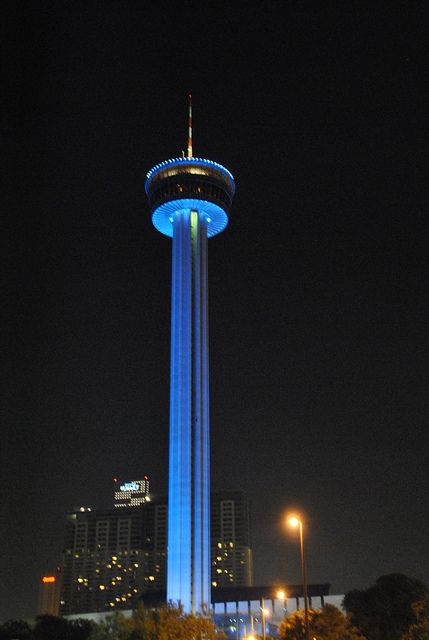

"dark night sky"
[3,0,428,621]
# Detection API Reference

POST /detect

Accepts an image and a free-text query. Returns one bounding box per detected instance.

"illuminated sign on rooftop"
[42,576,56,583]
[120,482,140,492]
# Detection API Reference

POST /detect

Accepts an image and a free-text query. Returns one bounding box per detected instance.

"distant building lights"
[42,576,56,583]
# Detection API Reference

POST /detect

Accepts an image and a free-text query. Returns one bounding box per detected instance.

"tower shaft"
[167,209,210,612]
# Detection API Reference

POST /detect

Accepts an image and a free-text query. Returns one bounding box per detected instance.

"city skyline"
[4,2,428,621]
[58,484,253,616]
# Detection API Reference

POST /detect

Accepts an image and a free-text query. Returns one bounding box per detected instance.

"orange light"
[288,516,300,528]
[42,576,56,583]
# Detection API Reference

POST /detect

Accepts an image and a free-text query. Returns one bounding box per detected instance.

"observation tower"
[145,96,235,612]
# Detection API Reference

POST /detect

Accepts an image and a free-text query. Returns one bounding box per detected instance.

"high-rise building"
[38,570,62,615]
[59,489,252,615]
[113,477,150,508]
[211,492,253,589]
[59,499,167,615]
[145,95,235,612]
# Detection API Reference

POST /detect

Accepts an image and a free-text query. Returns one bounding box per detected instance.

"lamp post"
[276,589,287,619]
[261,598,269,640]
[288,516,310,640]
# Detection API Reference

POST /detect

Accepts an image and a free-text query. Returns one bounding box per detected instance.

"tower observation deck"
[145,101,235,613]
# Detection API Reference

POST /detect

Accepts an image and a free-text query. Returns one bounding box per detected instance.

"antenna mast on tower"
[187,93,193,159]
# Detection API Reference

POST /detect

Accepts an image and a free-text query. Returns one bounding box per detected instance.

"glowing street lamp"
[276,589,287,617]
[261,599,269,640]
[288,515,310,640]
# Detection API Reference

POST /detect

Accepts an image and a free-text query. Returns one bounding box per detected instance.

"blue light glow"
[166,209,211,612]
[148,152,234,614]
[152,198,228,238]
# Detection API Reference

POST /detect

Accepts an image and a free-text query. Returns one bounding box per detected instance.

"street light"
[276,589,287,618]
[288,515,310,640]
[261,597,269,640]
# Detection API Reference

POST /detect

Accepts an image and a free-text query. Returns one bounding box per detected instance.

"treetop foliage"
[344,573,428,640]
[0,604,224,640]
[279,604,367,640]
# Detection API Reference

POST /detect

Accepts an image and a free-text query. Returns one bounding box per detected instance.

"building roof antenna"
[187,93,193,159]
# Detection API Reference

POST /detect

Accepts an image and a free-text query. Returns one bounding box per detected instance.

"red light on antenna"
[42,576,56,583]
[113,477,118,483]
[144,476,148,480]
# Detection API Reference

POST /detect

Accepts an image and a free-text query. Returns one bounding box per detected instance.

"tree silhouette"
[344,573,428,640]
[279,604,366,640]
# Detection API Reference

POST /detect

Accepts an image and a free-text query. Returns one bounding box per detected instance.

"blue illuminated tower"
[145,96,235,612]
